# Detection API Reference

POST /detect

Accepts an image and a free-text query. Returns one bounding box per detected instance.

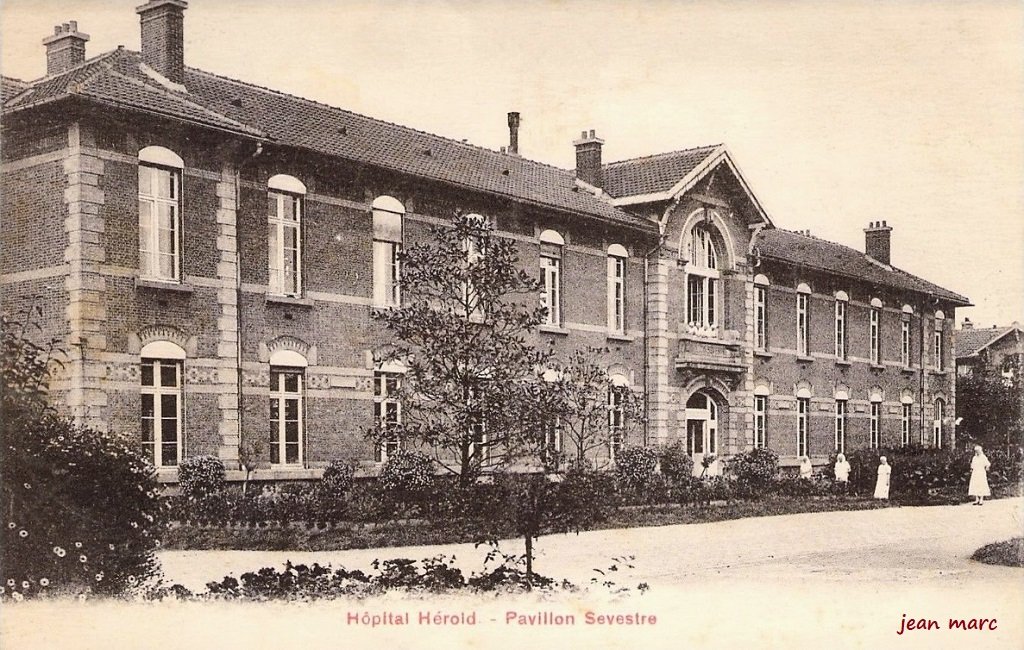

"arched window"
[796,386,811,458]
[753,384,769,449]
[834,291,849,360]
[140,340,186,468]
[933,397,945,449]
[373,364,403,463]
[607,244,628,334]
[901,305,914,368]
[268,174,305,297]
[269,349,306,466]
[685,224,721,335]
[834,387,849,453]
[539,230,564,326]
[138,146,183,282]
[608,374,630,462]
[869,390,883,449]
[754,274,769,351]
[686,390,720,473]
[372,196,405,307]
[796,283,811,357]
[869,298,883,365]
[900,393,914,447]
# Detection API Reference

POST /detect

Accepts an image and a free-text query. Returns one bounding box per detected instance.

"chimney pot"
[573,128,605,188]
[42,20,90,75]
[137,0,189,85]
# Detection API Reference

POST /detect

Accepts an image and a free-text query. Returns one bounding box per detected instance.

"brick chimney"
[136,0,188,85]
[42,21,89,75]
[864,220,893,265]
[507,112,521,156]
[574,129,604,188]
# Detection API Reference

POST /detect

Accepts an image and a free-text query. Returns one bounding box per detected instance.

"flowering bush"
[379,450,434,493]
[658,441,693,485]
[320,460,355,498]
[614,446,658,490]
[1,313,165,600]
[177,456,226,499]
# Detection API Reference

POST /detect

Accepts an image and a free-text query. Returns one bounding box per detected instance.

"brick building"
[1,1,969,482]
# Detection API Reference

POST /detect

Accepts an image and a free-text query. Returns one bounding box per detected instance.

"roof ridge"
[604,144,722,168]
[22,48,124,85]
[185,62,579,177]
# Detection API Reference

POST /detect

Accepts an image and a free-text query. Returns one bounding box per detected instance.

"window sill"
[266,294,314,308]
[680,333,740,348]
[796,355,815,363]
[930,369,949,376]
[539,325,570,336]
[754,350,774,359]
[835,359,852,367]
[869,363,885,371]
[135,277,194,294]
[901,366,917,374]
[606,332,635,342]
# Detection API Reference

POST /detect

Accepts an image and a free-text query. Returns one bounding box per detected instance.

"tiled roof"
[755,229,970,305]
[2,49,649,230]
[601,146,721,198]
[955,326,1018,358]
[0,76,29,103]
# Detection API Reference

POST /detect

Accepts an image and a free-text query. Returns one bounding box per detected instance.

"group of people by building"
[794,446,992,504]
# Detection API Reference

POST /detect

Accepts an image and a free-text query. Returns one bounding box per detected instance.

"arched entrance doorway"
[686,390,721,476]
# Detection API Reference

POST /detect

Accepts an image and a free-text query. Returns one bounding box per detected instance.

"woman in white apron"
[874,456,891,500]
[968,445,991,505]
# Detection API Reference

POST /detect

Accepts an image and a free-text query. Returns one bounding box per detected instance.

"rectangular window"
[138,165,181,281]
[268,191,302,296]
[540,253,561,326]
[834,300,847,359]
[797,397,809,457]
[373,240,402,307]
[797,293,809,357]
[870,308,881,365]
[607,255,626,334]
[373,372,402,462]
[934,329,944,370]
[753,395,767,449]
[270,369,303,466]
[686,275,718,332]
[901,403,912,447]
[608,387,625,461]
[901,319,911,367]
[754,286,768,351]
[870,402,881,449]
[933,400,944,448]
[834,399,847,453]
[141,358,182,467]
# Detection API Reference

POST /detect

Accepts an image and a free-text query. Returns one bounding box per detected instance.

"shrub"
[658,441,693,485]
[178,456,226,499]
[320,460,355,498]
[729,448,779,495]
[379,450,434,493]
[1,313,165,599]
[614,446,658,490]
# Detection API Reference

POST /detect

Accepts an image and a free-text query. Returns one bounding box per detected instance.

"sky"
[2,0,1022,327]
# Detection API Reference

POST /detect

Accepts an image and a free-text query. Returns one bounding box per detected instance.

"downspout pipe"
[234,140,264,471]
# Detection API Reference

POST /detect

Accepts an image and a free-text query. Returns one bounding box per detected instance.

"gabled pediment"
[605,145,773,228]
